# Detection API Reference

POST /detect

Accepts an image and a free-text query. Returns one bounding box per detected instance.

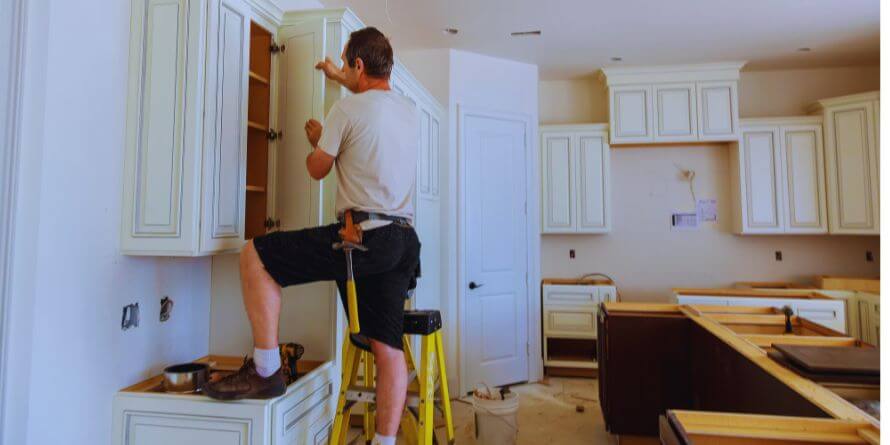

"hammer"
[333,211,367,335]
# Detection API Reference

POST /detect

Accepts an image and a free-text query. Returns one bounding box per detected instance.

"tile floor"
[348,377,618,444]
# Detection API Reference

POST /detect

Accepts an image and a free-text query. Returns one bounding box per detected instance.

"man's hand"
[304,119,322,149]
[316,57,347,84]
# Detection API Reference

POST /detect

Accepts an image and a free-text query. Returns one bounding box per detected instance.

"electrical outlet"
[569,249,575,259]
[121,303,139,330]
[866,251,874,262]
[775,251,783,261]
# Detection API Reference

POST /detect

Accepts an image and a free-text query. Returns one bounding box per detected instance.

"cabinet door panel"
[543,284,598,305]
[419,108,432,196]
[430,115,440,197]
[200,0,249,253]
[122,0,203,254]
[825,104,878,233]
[576,133,610,232]
[541,133,575,232]
[654,83,697,141]
[781,125,826,233]
[277,19,325,231]
[123,412,251,445]
[697,81,737,140]
[610,86,653,143]
[740,129,783,232]
[544,307,597,337]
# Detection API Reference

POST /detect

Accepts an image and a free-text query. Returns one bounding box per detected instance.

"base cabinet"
[674,294,846,333]
[113,360,337,445]
[543,284,617,370]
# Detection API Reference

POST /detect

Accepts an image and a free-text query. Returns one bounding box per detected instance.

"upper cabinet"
[600,62,744,145]
[729,117,827,234]
[809,91,880,235]
[121,5,446,255]
[541,124,611,234]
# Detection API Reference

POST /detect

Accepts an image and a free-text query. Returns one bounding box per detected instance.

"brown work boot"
[202,357,286,400]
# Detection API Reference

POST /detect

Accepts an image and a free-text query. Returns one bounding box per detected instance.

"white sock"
[371,434,396,445]
[253,347,281,378]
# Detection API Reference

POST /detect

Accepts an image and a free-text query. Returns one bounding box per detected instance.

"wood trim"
[679,307,879,427]
[674,288,836,300]
[741,334,858,348]
[816,277,880,294]
[670,410,878,444]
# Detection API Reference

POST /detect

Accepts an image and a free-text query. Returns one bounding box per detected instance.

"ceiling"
[308,0,880,79]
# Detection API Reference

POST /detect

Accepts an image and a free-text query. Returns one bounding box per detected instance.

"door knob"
[469,281,484,290]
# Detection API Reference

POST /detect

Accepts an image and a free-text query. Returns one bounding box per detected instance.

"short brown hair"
[345,27,393,78]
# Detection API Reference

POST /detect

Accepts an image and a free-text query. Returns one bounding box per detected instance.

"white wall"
[6,1,213,444]
[539,66,881,301]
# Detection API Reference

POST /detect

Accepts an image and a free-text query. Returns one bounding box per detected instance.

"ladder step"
[345,385,442,408]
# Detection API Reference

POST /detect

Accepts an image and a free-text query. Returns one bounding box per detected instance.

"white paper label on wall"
[697,199,717,222]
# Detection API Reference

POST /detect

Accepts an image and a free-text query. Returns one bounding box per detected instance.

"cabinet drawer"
[544,307,597,337]
[543,284,599,305]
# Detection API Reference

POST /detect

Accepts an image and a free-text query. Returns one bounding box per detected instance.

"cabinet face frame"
[653,83,698,141]
[823,101,880,234]
[779,124,827,233]
[697,80,739,141]
[609,85,654,143]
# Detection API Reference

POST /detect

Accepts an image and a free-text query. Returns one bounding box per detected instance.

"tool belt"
[338,210,411,226]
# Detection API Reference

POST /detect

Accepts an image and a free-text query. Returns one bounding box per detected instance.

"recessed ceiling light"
[797,47,812,52]
[611,57,623,62]
[510,30,542,37]
[442,28,459,35]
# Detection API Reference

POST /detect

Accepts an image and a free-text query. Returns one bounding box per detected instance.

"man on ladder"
[205,27,420,445]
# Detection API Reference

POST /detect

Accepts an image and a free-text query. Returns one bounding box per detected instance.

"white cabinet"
[601,62,744,145]
[610,86,653,143]
[654,83,697,141]
[697,81,738,140]
[810,92,880,234]
[113,359,337,445]
[730,117,827,234]
[541,125,611,234]
[674,293,846,333]
[542,283,618,370]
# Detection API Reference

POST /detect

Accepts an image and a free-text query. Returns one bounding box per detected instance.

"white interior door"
[461,109,529,393]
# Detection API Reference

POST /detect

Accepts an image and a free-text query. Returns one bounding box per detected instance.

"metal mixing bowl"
[163,362,209,393]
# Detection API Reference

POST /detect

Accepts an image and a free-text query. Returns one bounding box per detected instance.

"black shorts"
[252,221,421,351]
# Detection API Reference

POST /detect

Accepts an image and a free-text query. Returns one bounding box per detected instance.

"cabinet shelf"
[249,70,269,86]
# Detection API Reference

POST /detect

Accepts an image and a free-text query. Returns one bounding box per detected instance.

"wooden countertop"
[542,278,614,285]
[673,287,837,300]
[603,302,879,429]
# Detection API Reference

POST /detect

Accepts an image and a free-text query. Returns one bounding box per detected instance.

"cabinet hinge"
[266,129,283,141]
[270,42,285,54]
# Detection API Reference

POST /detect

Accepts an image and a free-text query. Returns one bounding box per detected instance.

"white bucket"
[473,390,519,444]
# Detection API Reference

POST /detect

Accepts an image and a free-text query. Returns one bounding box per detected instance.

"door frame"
[0,0,27,441]
[456,104,542,394]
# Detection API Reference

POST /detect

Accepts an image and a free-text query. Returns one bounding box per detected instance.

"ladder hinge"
[270,42,285,54]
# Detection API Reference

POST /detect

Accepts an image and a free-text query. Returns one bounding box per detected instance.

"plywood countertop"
[673,287,837,300]
[542,278,614,285]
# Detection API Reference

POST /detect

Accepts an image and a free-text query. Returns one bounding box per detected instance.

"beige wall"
[539,66,880,301]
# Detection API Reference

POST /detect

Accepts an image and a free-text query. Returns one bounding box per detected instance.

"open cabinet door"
[274,19,336,363]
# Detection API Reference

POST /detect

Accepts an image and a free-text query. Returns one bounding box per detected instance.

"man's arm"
[304,118,335,180]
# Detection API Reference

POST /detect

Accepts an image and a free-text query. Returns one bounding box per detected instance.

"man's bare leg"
[371,339,408,437]
[240,240,282,349]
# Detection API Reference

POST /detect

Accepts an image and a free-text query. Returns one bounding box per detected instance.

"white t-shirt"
[318,89,419,223]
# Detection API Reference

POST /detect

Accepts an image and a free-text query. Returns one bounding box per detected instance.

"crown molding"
[600,61,747,86]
